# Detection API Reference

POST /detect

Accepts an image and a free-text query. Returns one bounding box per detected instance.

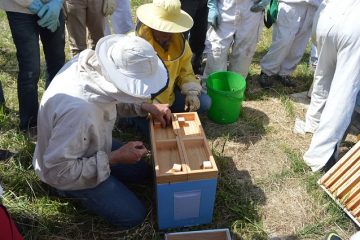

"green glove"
[208,0,220,29]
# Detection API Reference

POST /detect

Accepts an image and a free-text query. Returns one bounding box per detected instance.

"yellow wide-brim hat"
[136,0,193,33]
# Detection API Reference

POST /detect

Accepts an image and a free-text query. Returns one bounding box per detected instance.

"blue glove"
[27,0,44,14]
[250,0,271,12]
[39,17,60,32]
[37,0,63,32]
[208,0,220,29]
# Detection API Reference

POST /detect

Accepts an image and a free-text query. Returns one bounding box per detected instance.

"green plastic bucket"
[206,71,246,124]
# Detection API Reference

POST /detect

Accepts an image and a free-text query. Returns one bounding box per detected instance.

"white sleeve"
[40,117,110,191]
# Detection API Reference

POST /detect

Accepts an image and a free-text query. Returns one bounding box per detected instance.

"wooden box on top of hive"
[150,112,218,229]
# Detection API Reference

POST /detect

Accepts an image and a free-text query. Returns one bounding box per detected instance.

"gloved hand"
[250,0,271,12]
[185,90,200,112]
[207,0,220,29]
[27,0,44,14]
[102,0,116,16]
[37,0,63,32]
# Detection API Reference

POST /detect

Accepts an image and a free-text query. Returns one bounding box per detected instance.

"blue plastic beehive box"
[150,113,218,229]
[157,178,217,229]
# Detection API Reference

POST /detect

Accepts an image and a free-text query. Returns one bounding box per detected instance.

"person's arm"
[140,102,172,128]
[116,102,148,118]
[40,119,110,191]
[117,101,172,127]
[108,141,148,166]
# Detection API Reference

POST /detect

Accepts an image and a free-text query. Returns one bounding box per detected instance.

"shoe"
[309,56,318,70]
[278,75,296,87]
[320,147,337,173]
[258,71,273,89]
[323,233,342,240]
[0,150,15,162]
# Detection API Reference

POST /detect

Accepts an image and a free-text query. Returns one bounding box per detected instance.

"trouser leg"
[7,12,40,130]
[64,0,87,56]
[40,11,65,87]
[204,26,233,77]
[58,175,147,228]
[86,0,105,50]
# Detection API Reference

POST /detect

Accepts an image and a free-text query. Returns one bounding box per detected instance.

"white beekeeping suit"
[303,0,360,172]
[259,0,321,88]
[104,0,134,35]
[204,0,263,78]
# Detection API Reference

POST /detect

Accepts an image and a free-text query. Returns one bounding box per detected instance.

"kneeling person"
[33,35,171,228]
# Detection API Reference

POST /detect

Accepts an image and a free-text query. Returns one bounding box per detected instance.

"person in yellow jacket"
[119,0,211,135]
[136,0,211,113]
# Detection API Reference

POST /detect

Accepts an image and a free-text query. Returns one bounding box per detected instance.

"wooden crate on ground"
[318,141,360,227]
[150,112,218,229]
[165,228,232,240]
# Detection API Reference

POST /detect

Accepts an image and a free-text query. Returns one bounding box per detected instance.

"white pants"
[204,0,263,78]
[260,2,316,76]
[303,0,360,171]
[104,0,133,35]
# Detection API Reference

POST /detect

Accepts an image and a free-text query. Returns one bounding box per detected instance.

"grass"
[0,3,358,240]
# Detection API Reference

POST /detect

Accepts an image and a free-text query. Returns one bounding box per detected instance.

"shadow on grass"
[202,106,269,147]
[212,153,267,240]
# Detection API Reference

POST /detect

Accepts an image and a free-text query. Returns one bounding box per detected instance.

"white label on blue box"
[173,190,201,220]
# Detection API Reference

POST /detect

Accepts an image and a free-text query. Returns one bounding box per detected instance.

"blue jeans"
[6,11,65,130]
[122,88,212,137]
[57,140,152,228]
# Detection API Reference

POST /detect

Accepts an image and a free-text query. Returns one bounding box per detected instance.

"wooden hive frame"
[318,141,360,227]
[150,112,218,184]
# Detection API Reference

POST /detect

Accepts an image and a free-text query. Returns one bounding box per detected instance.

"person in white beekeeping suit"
[33,35,172,227]
[303,0,360,172]
[203,0,264,79]
[258,0,322,89]
[104,0,134,35]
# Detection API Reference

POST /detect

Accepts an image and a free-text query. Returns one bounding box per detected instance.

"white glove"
[185,90,200,112]
[102,0,116,16]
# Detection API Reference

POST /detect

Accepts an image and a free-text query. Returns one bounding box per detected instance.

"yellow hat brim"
[136,3,193,33]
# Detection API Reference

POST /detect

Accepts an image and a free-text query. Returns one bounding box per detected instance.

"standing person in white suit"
[304,0,360,172]
[104,0,134,35]
[204,0,264,79]
[258,0,321,89]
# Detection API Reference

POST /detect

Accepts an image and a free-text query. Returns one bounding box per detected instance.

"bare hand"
[141,102,172,128]
[108,141,148,165]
